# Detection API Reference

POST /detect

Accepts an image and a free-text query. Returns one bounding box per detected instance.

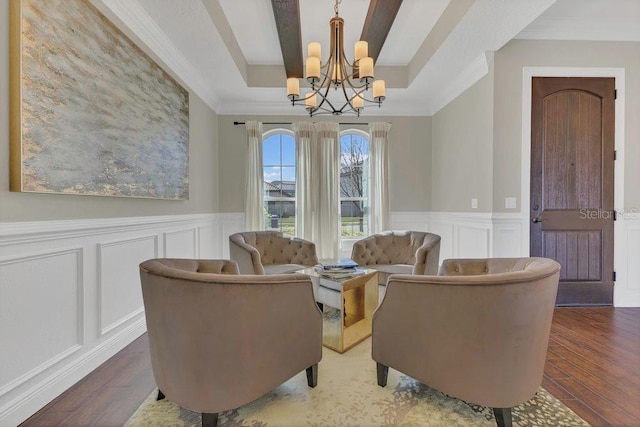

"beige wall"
[493,39,640,212]
[217,114,432,213]
[430,60,494,212]
[0,2,218,221]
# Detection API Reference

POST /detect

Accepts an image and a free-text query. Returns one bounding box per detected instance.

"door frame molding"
[521,67,626,305]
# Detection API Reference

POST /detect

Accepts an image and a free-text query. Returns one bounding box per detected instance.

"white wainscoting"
[618,216,640,307]
[427,212,494,260]
[351,212,522,263]
[97,236,157,337]
[217,213,245,258]
[492,213,527,258]
[0,213,221,426]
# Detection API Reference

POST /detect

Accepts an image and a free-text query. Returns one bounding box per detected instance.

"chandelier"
[285,0,386,117]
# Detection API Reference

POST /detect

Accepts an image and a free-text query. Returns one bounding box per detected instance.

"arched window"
[340,130,369,238]
[262,129,296,235]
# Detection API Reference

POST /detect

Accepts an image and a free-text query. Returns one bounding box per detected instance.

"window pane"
[280,201,296,235]
[262,132,297,236]
[281,167,296,198]
[340,135,351,152]
[341,200,368,237]
[264,166,282,197]
[340,167,363,197]
[340,132,369,238]
[340,136,364,198]
[264,200,296,235]
[281,135,296,166]
[263,135,280,166]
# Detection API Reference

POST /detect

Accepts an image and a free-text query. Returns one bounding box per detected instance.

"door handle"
[532,217,543,223]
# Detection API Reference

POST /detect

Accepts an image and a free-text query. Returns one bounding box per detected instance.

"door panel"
[531,77,615,306]
[542,231,601,281]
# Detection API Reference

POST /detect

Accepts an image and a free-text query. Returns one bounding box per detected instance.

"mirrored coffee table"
[297,267,378,353]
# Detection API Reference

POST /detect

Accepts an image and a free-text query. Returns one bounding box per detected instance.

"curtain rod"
[233,121,374,126]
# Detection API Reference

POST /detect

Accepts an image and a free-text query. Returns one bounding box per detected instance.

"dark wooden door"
[530,77,615,306]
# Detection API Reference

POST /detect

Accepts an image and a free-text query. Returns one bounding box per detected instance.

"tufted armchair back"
[354,231,422,265]
[351,231,441,279]
[229,231,319,275]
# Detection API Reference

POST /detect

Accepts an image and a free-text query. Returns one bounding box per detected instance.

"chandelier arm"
[315,71,332,94]
[340,75,356,113]
[294,72,332,105]
[342,76,369,91]
[314,79,338,114]
[351,89,380,104]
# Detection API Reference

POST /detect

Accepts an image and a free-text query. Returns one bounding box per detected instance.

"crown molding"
[91,0,220,112]
[427,51,493,116]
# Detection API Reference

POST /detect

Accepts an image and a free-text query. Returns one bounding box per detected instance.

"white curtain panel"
[314,122,341,258]
[369,122,391,233]
[244,121,264,231]
[293,122,316,241]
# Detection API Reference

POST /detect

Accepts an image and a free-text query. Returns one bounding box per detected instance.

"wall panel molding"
[163,227,197,258]
[0,213,217,426]
[0,214,215,246]
[97,235,158,336]
[218,213,244,258]
[198,223,218,259]
[0,248,83,398]
[492,213,526,258]
[626,227,640,290]
[428,212,492,260]
[619,219,640,306]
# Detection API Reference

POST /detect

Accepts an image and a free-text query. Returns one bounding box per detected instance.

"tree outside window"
[263,131,296,235]
[340,132,369,237]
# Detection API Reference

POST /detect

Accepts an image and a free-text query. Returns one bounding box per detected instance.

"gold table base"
[299,268,379,354]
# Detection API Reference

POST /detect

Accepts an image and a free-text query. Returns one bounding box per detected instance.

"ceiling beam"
[271,0,303,78]
[360,0,403,63]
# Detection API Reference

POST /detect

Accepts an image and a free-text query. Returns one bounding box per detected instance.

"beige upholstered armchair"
[229,231,319,275]
[139,258,322,427]
[372,257,560,427]
[350,231,441,296]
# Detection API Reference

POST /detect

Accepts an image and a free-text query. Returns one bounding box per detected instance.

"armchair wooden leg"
[376,363,388,387]
[306,363,318,388]
[202,412,218,427]
[156,389,165,401]
[492,407,512,427]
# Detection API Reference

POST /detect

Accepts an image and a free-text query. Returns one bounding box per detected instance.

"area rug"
[126,339,588,427]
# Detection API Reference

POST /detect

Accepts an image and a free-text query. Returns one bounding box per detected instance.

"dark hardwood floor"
[21,307,640,427]
[543,307,640,426]
[20,335,156,427]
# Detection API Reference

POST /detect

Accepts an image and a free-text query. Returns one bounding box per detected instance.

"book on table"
[318,258,359,270]
[316,258,363,280]
[319,269,365,280]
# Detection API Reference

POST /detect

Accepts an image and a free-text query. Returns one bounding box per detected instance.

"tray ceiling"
[91,0,639,116]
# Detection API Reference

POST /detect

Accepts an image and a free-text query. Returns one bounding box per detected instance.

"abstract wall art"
[10,0,190,199]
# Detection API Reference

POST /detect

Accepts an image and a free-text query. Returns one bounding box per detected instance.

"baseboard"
[0,319,146,426]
